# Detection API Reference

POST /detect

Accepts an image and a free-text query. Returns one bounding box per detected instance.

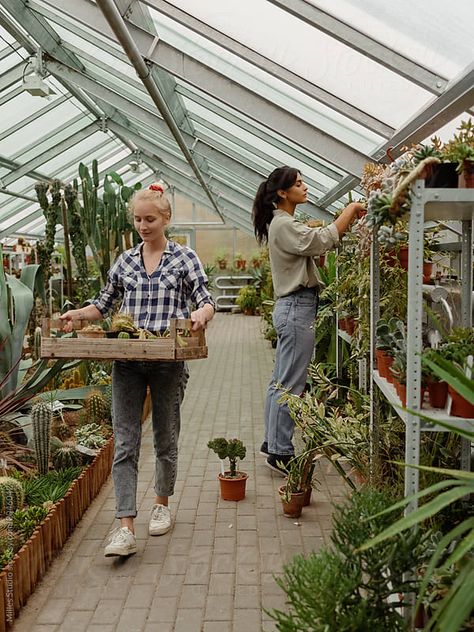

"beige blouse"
[268,209,339,298]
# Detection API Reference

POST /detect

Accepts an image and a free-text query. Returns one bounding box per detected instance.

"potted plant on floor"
[236,285,259,315]
[207,437,248,501]
[278,455,307,519]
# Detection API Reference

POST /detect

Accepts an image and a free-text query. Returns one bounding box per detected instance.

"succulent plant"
[0,476,25,516]
[75,423,107,449]
[31,401,52,475]
[117,331,130,339]
[52,442,83,471]
[111,313,137,333]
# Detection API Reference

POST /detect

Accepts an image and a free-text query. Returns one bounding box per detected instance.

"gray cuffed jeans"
[111,360,187,518]
[264,287,318,455]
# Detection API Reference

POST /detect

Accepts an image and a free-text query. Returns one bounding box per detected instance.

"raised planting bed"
[41,318,207,361]
[0,438,114,630]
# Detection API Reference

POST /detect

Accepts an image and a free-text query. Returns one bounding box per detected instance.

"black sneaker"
[265,453,293,476]
[259,442,269,457]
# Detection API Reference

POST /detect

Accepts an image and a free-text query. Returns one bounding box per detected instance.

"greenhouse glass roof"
[0,0,472,240]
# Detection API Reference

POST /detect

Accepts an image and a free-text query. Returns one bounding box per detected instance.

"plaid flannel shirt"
[92,241,214,333]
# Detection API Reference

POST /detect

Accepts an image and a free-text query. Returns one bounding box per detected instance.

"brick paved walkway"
[14,314,348,632]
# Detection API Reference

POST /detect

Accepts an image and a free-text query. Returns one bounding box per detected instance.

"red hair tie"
[149,183,164,193]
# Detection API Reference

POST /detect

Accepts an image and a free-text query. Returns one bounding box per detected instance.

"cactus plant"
[85,391,110,424]
[31,401,52,475]
[52,442,83,471]
[32,326,42,361]
[0,477,25,516]
[118,331,130,339]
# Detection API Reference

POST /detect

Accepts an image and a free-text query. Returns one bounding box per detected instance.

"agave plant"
[359,356,474,632]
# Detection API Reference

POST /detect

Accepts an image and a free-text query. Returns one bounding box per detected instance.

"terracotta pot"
[318,255,326,267]
[243,309,255,316]
[218,472,248,501]
[459,159,474,188]
[448,386,474,418]
[422,261,433,284]
[425,162,458,188]
[344,317,356,336]
[384,250,398,268]
[338,318,347,331]
[399,385,426,409]
[278,485,305,518]
[302,487,312,507]
[375,349,389,378]
[427,380,448,409]
[385,355,395,383]
[397,246,409,271]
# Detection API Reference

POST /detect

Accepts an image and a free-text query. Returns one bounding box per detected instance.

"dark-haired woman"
[253,166,364,474]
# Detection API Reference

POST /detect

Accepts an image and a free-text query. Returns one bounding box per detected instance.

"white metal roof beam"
[0,95,69,143]
[44,59,328,220]
[318,62,474,207]
[2,122,99,187]
[0,154,140,239]
[32,4,345,183]
[178,86,344,183]
[144,156,252,231]
[0,60,25,91]
[138,0,393,139]
[267,0,447,94]
[96,0,225,223]
[107,119,255,215]
[39,0,370,177]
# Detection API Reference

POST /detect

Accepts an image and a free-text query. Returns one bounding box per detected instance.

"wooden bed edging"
[0,438,114,630]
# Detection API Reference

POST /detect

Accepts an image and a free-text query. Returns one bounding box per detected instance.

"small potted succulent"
[438,118,474,188]
[207,437,248,501]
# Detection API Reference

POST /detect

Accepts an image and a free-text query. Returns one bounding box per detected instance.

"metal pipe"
[0,187,37,202]
[96,0,225,223]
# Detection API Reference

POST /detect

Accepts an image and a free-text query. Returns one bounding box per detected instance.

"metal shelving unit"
[370,181,474,511]
[214,275,254,311]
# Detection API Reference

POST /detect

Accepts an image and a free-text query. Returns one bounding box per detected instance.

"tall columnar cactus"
[52,442,83,471]
[85,391,110,424]
[31,401,52,475]
[34,180,61,284]
[32,326,42,361]
[64,184,89,300]
[0,477,25,516]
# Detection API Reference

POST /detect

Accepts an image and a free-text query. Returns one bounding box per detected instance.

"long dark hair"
[252,166,300,244]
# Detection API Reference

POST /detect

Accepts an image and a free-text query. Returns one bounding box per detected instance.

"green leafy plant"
[359,358,474,632]
[21,467,82,506]
[235,285,259,313]
[207,438,246,478]
[269,488,426,631]
[11,505,49,541]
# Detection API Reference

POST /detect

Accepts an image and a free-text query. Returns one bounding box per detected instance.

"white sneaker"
[149,504,172,536]
[104,527,137,557]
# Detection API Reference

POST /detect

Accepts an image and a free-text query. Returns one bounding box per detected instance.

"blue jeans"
[111,360,187,518]
[264,288,318,455]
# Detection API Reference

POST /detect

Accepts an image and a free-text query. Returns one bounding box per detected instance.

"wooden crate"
[41,318,207,361]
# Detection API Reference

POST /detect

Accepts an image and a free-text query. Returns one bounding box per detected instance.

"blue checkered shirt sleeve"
[92,256,124,317]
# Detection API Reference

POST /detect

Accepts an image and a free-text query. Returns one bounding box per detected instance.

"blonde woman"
[61,183,215,556]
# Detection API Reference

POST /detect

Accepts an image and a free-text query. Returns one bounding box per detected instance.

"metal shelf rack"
[370,181,474,511]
